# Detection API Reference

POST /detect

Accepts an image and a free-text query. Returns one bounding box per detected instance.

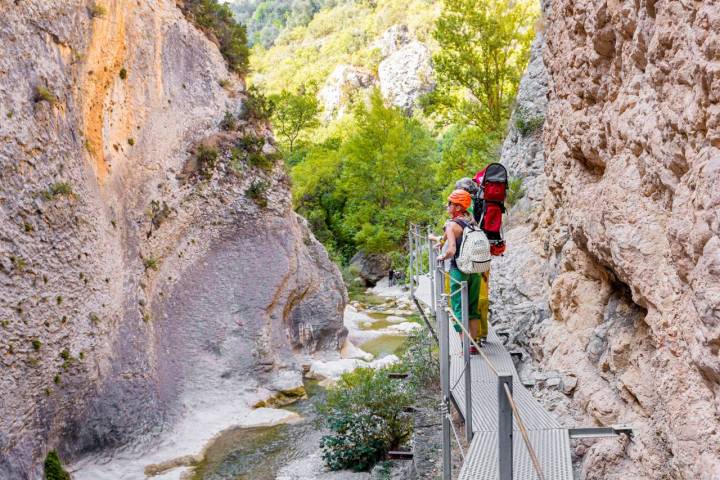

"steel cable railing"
[444,279,546,480]
[408,223,546,480]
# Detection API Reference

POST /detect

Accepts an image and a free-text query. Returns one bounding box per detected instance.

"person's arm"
[438,223,459,261]
[428,231,447,250]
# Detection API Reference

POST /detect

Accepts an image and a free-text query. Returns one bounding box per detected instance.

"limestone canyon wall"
[0,1,346,478]
[496,1,720,478]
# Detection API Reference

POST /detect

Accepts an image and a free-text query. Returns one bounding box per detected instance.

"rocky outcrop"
[317,64,375,121]
[494,1,720,478]
[378,40,435,113]
[317,24,435,119]
[0,1,346,478]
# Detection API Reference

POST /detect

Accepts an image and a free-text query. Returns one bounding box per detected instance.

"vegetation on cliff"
[179,0,250,74]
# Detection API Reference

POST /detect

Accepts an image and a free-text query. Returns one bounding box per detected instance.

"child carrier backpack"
[472,163,508,256]
[455,222,491,274]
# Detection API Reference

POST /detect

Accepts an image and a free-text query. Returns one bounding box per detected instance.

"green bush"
[248,151,276,171]
[220,110,236,131]
[196,144,218,179]
[42,182,73,200]
[245,180,269,207]
[506,177,525,207]
[144,257,159,271]
[242,86,274,120]
[35,86,57,105]
[321,411,390,471]
[317,368,413,471]
[44,450,70,480]
[88,4,107,18]
[514,106,544,136]
[399,326,439,394]
[179,0,250,74]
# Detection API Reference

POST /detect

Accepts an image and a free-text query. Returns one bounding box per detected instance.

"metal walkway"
[407,225,631,479]
[413,266,573,480]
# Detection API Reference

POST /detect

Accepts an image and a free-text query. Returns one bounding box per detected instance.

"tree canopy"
[269,86,321,155]
[429,0,538,132]
[292,90,438,260]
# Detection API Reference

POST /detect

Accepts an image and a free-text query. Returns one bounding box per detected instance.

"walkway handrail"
[443,284,546,480]
[409,223,546,480]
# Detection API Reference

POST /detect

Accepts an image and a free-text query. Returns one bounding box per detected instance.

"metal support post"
[461,281,473,441]
[435,264,451,480]
[429,246,436,315]
[409,232,415,298]
[415,231,421,281]
[426,226,432,276]
[498,374,513,480]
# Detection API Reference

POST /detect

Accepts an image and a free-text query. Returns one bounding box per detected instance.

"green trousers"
[449,268,489,338]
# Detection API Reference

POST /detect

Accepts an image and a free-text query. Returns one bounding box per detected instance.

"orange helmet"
[447,189,472,211]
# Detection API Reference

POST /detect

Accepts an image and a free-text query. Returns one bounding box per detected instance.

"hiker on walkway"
[434,189,487,352]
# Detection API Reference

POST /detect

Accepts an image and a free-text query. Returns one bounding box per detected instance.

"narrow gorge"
[2,0,720,479]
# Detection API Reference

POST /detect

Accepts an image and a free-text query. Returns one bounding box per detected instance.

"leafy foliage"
[249,0,439,93]
[196,144,219,179]
[35,86,57,105]
[246,180,269,206]
[228,0,327,48]
[44,450,70,480]
[429,0,538,132]
[506,176,525,207]
[434,123,501,198]
[42,182,74,200]
[269,86,321,153]
[399,326,439,393]
[317,368,413,471]
[292,90,437,260]
[242,86,274,120]
[514,106,544,136]
[179,0,250,74]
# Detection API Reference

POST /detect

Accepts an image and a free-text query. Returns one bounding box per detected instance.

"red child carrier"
[472,163,508,256]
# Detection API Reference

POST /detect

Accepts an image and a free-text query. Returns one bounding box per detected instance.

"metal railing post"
[435,264,452,480]
[409,230,415,298]
[461,281,473,441]
[415,229,422,281]
[498,374,513,480]
[429,247,436,315]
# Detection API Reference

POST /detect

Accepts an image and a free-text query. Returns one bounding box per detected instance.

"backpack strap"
[453,219,468,229]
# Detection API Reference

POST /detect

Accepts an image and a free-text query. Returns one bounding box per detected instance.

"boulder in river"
[350,251,392,287]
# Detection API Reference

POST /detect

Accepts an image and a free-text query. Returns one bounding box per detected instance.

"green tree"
[269,86,321,154]
[430,0,538,131]
[338,90,437,253]
[434,123,502,194]
[291,90,438,260]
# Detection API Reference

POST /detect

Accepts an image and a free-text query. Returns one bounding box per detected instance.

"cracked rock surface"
[494,1,720,478]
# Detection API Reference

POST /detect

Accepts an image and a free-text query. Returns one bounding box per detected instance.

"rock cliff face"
[0,1,346,478]
[496,1,720,478]
[317,24,435,120]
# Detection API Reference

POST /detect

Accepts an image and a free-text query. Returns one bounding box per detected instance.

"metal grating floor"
[413,274,574,480]
[458,430,573,480]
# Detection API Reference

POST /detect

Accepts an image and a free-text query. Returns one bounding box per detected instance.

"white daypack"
[456,223,491,274]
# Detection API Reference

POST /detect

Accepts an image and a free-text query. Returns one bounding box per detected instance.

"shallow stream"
[185,297,416,479]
